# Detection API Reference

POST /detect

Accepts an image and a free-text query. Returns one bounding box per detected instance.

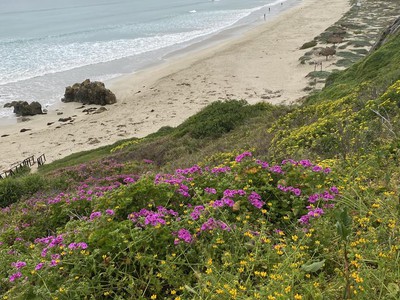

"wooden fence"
[0,154,46,179]
[37,154,46,166]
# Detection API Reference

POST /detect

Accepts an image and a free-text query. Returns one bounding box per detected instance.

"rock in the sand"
[88,138,101,145]
[59,117,72,122]
[20,128,31,133]
[83,107,97,114]
[93,107,107,114]
[1,134,9,137]
[4,101,43,116]
[61,79,117,105]
[3,102,15,108]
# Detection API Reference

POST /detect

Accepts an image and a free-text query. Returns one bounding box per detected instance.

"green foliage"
[175,100,270,139]
[0,174,46,207]
[301,260,325,273]
[38,141,129,174]
[306,71,331,79]
[270,79,400,159]
[335,208,352,241]
[300,40,317,50]
[0,178,22,207]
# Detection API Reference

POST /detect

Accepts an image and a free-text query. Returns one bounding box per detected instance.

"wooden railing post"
[2,154,46,178]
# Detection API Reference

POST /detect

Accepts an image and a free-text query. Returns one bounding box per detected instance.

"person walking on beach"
[264,13,266,21]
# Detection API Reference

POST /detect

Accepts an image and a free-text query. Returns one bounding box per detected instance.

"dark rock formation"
[83,107,97,114]
[58,117,72,122]
[4,101,43,116]
[20,128,31,133]
[370,17,400,52]
[3,102,16,108]
[93,107,107,114]
[61,79,117,105]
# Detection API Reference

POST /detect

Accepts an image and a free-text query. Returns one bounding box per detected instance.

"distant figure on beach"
[269,7,271,12]
[264,13,266,21]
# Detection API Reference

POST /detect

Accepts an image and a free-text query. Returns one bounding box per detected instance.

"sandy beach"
[0,0,350,170]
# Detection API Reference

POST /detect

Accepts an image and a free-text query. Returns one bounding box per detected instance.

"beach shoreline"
[0,0,350,170]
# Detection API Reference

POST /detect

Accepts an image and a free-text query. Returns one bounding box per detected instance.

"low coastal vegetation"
[1,18,400,300]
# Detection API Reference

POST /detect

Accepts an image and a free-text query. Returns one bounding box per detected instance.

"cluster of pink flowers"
[128,206,179,227]
[282,159,331,173]
[235,151,252,162]
[190,205,205,220]
[248,192,265,209]
[255,159,269,168]
[87,209,116,221]
[6,232,90,282]
[299,207,325,225]
[173,229,193,244]
[90,211,102,220]
[11,261,26,269]
[212,189,246,208]
[200,218,231,232]
[175,165,202,175]
[68,242,88,250]
[155,173,193,197]
[46,174,137,205]
[211,166,231,174]
[204,187,217,194]
[9,272,22,282]
[277,184,302,196]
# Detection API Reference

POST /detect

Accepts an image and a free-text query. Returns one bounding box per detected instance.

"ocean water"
[0,0,297,119]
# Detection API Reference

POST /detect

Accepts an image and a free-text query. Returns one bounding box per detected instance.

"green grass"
[306,71,332,79]
[336,51,364,61]
[336,58,354,68]
[300,40,317,50]
[38,139,131,174]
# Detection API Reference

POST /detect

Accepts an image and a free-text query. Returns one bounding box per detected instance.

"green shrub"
[300,40,317,49]
[175,100,269,139]
[0,178,23,207]
[0,174,47,208]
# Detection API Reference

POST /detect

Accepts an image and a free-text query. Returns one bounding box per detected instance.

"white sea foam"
[0,107,14,118]
[0,9,256,86]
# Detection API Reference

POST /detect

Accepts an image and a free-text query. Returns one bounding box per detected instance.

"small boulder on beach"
[61,79,117,106]
[4,101,43,116]
[59,117,72,122]
[93,107,108,114]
